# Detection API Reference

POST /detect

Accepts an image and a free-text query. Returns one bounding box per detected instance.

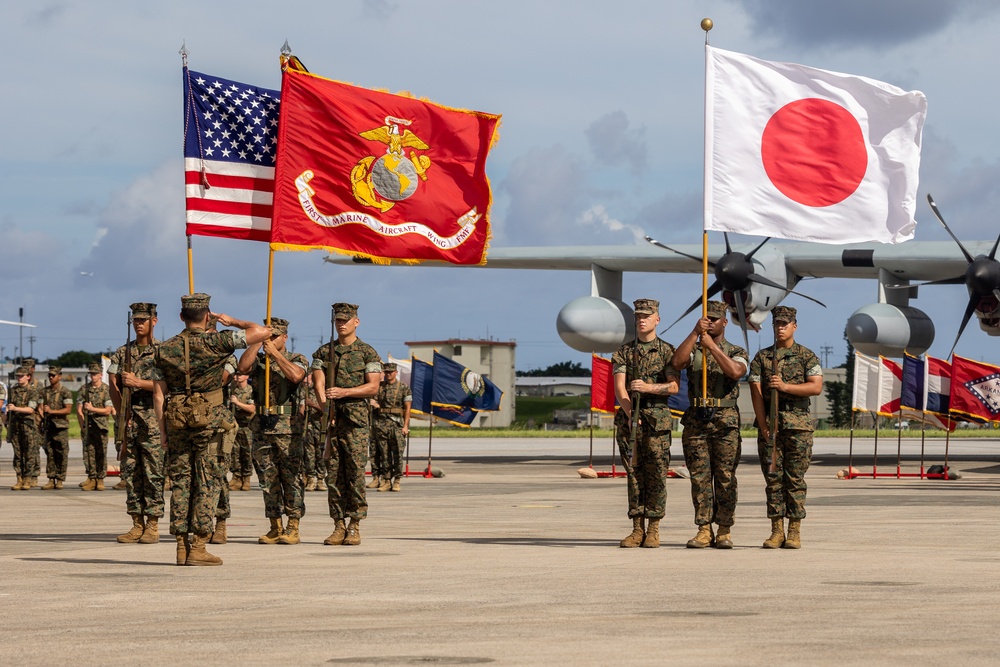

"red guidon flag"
[705,46,927,244]
[591,355,616,414]
[950,355,1000,423]
[270,67,500,264]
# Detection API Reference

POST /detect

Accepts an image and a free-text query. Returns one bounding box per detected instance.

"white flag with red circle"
[704,46,927,244]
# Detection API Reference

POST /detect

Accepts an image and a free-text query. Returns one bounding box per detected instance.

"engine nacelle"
[846,303,935,358]
[556,296,635,353]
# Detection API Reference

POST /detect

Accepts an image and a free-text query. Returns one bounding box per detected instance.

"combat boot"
[783,519,802,549]
[81,478,96,491]
[228,476,240,491]
[619,517,645,548]
[304,477,317,492]
[176,535,190,565]
[186,533,222,566]
[138,517,159,544]
[641,519,661,548]
[377,478,392,492]
[54,479,64,490]
[113,478,126,490]
[714,525,734,549]
[343,519,362,546]
[258,517,283,545]
[366,475,381,489]
[95,479,105,491]
[117,514,145,543]
[42,478,56,490]
[12,476,24,491]
[210,519,227,545]
[316,477,328,491]
[391,478,401,492]
[763,517,785,549]
[240,477,251,491]
[278,517,301,545]
[686,524,714,549]
[324,519,347,545]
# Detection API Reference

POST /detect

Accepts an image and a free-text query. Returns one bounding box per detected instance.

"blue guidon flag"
[430,351,502,414]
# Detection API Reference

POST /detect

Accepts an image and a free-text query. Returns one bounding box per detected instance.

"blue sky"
[3,0,1000,371]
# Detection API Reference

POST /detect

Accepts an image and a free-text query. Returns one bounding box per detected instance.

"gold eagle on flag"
[351,116,433,212]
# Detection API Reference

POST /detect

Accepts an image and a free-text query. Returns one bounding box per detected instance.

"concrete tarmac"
[1,437,999,666]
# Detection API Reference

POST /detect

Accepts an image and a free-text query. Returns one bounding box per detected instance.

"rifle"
[116,312,133,462]
[322,305,336,461]
[767,320,780,474]
[629,337,641,467]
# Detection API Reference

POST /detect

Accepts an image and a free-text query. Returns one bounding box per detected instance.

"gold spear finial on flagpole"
[179,40,189,68]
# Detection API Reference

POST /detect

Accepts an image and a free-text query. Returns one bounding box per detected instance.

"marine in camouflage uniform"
[40,366,74,489]
[300,374,328,492]
[7,367,39,490]
[152,293,267,566]
[209,335,238,544]
[748,305,823,550]
[20,358,44,488]
[672,301,748,549]
[77,362,114,490]
[612,298,680,549]
[109,303,163,544]
[372,362,412,492]
[311,303,382,547]
[238,317,309,546]
[228,373,256,491]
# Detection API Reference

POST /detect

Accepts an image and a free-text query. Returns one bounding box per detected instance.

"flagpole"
[895,412,903,479]
[919,408,927,479]
[588,410,594,469]
[848,409,855,478]
[700,18,713,407]
[180,44,195,296]
[187,235,195,294]
[872,411,879,478]
[263,249,275,415]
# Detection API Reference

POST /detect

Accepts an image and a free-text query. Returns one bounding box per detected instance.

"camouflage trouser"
[122,413,165,518]
[615,410,671,519]
[45,427,70,481]
[757,429,813,519]
[326,419,369,521]
[9,420,37,478]
[373,417,404,480]
[369,423,387,478]
[215,451,231,520]
[82,424,109,480]
[302,419,328,480]
[30,425,43,478]
[166,429,225,537]
[254,430,305,519]
[233,425,254,478]
[682,418,741,527]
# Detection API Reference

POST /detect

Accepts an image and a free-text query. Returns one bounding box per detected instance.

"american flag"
[183,68,280,241]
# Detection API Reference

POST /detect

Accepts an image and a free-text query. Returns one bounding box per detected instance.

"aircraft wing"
[0,320,37,328]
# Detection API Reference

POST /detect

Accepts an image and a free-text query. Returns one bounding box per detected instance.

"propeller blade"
[745,274,827,307]
[723,232,733,254]
[661,282,723,333]
[732,289,752,359]
[926,194,975,264]
[948,296,979,360]
[989,229,1000,261]
[743,237,772,261]
[645,236,714,267]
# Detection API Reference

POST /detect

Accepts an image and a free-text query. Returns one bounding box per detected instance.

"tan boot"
[186,533,222,566]
[81,478,96,491]
[117,514,145,543]
[763,517,785,549]
[42,478,56,490]
[619,517,645,548]
[240,477,251,491]
[783,519,802,549]
[304,477,317,492]
[176,535,190,565]
[343,519,361,546]
[258,517,283,545]
[95,479,105,491]
[12,476,23,491]
[113,478,126,490]
[138,517,159,544]
[54,479,64,490]
[278,517,300,545]
[377,478,392,492]
[316,478,328,491]
[210,519,227,545]
[228,476,240,491]
[641,519,661,548]
[686,524,714,549]
[391,478,401,492]
[324,519,347,545]
[366,475,381,489]
[714,525,734,549]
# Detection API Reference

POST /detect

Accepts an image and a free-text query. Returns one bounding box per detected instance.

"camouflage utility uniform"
[302,397,327,489]
[373,377,411,485]
[7,376,39,485]
[109,339,164,519]
[311,338,381,522]
[41,382,74,484]
[230,382,256,485]
[79,381,112,482]
[748,342,822,520]
[612,337,678,520]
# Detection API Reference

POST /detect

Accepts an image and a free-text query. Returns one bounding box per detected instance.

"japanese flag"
[705,46,927,244]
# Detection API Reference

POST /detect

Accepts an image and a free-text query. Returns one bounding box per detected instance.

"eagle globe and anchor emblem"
[351,116,433,213]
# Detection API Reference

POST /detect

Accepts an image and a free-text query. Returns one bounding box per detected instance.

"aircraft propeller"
[921,194,1000,358]
[645,233,826,355]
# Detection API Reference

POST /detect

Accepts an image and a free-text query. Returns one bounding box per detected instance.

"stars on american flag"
[188,74,280,165]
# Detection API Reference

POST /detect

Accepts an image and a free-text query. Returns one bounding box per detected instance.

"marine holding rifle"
[108,302,162,544]
[310,302,381,547]
[612,298,679,549]
[747,305,823,550]
[672,300,748,549]
[238,317,309,546]
[77,361,114,491]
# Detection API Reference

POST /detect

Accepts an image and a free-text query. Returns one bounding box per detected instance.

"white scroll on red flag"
[705,46,927,244]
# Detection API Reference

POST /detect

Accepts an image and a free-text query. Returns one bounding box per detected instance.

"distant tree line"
[517,361,590,377]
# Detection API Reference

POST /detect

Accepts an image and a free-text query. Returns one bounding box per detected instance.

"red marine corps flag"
[270,67,501,265]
